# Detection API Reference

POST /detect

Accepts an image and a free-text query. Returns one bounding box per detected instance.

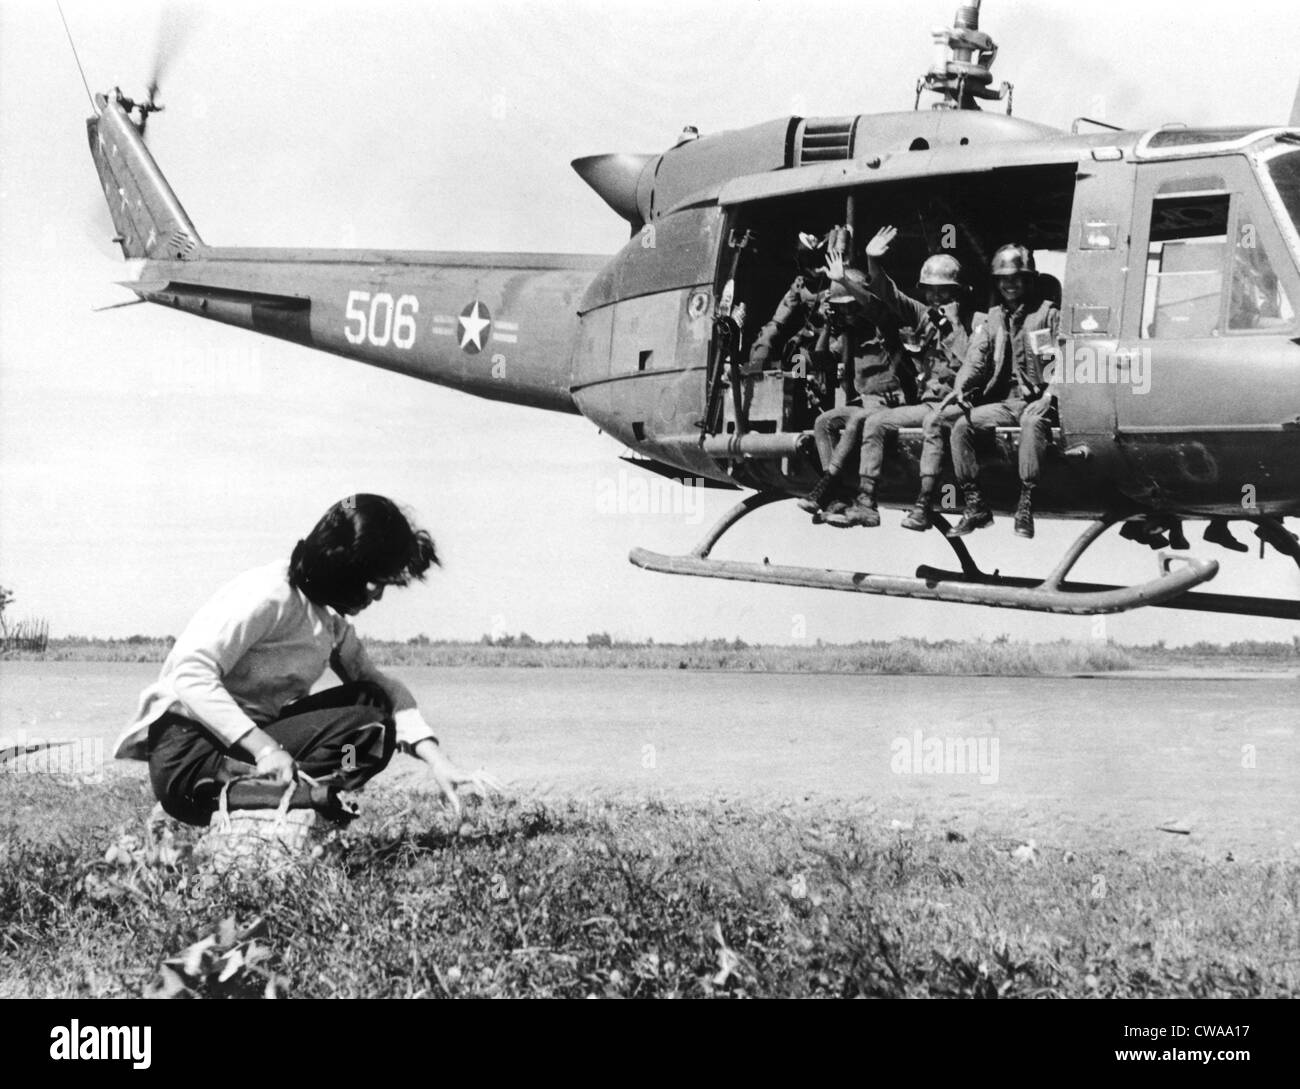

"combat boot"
[1204,518,1248,553]
[811,498,848,525]
[1013,485,1035,539]
[796,472,837,516]
[947,484,993,537]
[901,476,937,532]
[826,479,880,529]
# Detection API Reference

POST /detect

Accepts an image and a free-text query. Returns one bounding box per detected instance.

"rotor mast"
[915,1,1012,113]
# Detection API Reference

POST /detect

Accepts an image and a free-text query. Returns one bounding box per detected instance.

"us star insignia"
[458,300,492,354]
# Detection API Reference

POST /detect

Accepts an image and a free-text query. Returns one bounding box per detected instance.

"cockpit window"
[1265,151,1300,239]
[1230,214,1294,331]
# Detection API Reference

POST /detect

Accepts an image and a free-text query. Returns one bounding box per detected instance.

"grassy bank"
[1,774,1294,998]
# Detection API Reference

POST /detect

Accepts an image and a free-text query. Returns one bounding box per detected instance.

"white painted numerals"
[344,291,419,349]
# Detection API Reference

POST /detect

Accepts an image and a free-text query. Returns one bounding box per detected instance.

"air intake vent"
[794,117,858,165]
[168,229,200,260]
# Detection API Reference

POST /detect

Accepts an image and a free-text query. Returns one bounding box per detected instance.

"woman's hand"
[822,251,846,283]
[415,740,502,821]
[255,746,296,783]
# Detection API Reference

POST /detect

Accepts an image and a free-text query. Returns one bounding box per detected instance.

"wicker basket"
[196,780,316,877]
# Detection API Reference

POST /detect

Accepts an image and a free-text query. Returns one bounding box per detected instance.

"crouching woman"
[113,494,497,825]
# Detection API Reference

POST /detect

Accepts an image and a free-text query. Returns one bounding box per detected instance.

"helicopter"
[83,1,1300,622]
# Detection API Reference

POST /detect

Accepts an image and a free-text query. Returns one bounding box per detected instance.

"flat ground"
[1,663,1296,997]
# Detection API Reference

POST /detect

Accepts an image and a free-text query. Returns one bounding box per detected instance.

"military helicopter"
[84,1,1300,621]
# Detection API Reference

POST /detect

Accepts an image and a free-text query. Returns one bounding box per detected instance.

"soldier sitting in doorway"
[744,229,838,377]
[797,252,912,528]
[928,243,1061,539]
[823,226,976,531]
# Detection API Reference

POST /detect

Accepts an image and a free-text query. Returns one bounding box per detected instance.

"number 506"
[343,290,418,349]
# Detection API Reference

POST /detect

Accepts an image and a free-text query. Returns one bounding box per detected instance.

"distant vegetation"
[6,634,1298,673]
[0,584,48,654]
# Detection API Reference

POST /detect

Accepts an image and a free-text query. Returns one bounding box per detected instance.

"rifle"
[703,229,753,440]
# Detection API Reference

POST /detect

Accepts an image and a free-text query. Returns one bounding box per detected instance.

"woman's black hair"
[289,494,439,612]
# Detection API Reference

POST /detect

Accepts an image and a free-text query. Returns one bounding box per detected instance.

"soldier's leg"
[1013,396,1046,538]
[811,407,843,472]
[825,398,891,528]
[1016,395,1053,486]
[857,404,938,530]
[825,409,864,476]
[860,403,922,482]
[802,406,856,514]
[947,402,1018,536]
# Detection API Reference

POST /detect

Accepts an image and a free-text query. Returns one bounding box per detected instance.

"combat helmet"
[796,231,828,273]
[990,243,1036,277]
[917,253,963,288]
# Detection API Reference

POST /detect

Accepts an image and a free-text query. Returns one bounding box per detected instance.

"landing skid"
[629,494,1300,619]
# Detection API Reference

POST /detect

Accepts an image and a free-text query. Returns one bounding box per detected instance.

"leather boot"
[1204,518,1248,552]
[796,472,837,515]
[826,478,880,528]
[901,476,937,532]
[811,498,848,525]
[947,483,993,537]
[1013,485,1035,539]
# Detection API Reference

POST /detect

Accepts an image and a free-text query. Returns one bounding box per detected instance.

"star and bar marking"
[427,300,519,353]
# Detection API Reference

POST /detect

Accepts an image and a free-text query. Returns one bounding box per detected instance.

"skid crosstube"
[629,494,1300,619]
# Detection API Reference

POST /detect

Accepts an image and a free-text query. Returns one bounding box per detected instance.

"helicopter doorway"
[719,162,1078,458]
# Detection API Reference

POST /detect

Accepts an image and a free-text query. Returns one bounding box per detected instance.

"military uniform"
[745,273,832,375]
[857,267,971,483]
[810,270,910,481]
[936,295,1059,486]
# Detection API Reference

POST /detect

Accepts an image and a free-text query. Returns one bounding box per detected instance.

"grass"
[2,772,1295,998]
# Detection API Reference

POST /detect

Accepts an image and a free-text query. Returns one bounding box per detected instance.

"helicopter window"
[1145,127,1260,149]
[1265,151,1300,241]
[1229,213,1294,331]
[1140,192,1230,339]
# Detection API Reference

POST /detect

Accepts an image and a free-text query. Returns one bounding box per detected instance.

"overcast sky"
[2,0,1299,645]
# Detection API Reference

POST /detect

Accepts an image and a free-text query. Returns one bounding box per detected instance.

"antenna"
[56,1,96,112]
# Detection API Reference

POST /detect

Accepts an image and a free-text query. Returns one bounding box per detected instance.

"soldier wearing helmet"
[796,244,912,528]
[744,230,837,376]
[930,242,1060,539]
[823,225,976,531]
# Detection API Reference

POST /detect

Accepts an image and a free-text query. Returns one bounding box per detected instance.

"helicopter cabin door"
[1057,150,1134,458]
[1115,155,1300,507]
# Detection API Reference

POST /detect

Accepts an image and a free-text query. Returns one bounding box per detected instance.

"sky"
[2,0,1300,646]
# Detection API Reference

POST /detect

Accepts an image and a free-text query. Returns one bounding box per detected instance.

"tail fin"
[86,89,204,261]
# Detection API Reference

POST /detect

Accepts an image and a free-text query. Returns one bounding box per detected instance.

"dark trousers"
[927,395,1054,485]
[860,402,946,481]
[147,682,397,826]
[812,394,894,479]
